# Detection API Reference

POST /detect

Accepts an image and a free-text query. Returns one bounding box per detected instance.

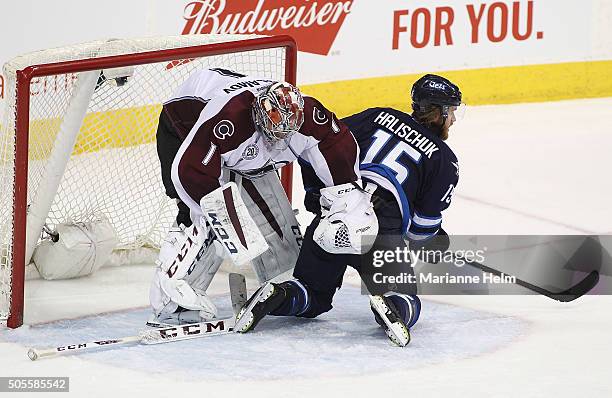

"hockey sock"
[270,280,311,316]
[387,294,421,328]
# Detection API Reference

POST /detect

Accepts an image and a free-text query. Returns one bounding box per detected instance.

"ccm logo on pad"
[207,212,240,254]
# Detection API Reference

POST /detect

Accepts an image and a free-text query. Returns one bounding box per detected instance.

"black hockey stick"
[462,259,599,302]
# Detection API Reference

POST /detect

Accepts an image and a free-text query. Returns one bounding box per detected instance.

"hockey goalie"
[148,68,365,326]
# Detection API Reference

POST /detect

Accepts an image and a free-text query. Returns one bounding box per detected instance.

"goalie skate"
[234,282,286,333]
[369,295,411,347]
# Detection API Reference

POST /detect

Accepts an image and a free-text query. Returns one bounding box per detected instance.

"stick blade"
[551,270,600,302]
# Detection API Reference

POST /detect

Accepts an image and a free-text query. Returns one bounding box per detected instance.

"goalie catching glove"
[313,181,379,255]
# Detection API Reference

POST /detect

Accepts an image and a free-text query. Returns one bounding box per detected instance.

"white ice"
[1,98,612,397]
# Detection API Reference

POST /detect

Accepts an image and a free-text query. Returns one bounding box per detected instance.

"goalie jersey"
[300,107,459,241]
[161,68,360,219]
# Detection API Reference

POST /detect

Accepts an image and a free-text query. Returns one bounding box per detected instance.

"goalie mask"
[253,82,305,146]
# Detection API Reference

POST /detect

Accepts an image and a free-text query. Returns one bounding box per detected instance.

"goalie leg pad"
[201,182,269,266]
[149,223,221,320]
[150,268,218,321]
[234,172,303,283]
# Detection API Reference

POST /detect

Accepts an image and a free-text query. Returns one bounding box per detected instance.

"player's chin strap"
[440,105,450,125]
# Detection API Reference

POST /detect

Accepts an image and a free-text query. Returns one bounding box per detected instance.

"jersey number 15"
[362,129,421,185]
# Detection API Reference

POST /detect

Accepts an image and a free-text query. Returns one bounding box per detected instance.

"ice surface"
[1,98,612,397]
[1,287,525,381]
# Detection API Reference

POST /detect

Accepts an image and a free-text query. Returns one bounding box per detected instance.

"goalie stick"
[27,317,234,361]
[461,258,599,302]
[28,273,249,361]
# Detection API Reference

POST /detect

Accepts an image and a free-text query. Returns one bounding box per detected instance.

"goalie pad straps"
[200,182,269,266]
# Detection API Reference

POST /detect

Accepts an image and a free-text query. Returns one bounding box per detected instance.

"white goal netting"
[0,34,290,326]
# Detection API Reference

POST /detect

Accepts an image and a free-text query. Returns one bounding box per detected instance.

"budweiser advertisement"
[181,0,353,55]
[0,1,605,98]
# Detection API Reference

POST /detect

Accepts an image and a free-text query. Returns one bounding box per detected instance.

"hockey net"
[0,34,296,328]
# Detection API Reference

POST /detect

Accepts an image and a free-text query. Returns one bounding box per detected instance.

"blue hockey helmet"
[411,74,462,115]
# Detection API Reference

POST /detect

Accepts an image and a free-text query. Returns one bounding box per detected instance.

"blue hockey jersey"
[299,107,459,241]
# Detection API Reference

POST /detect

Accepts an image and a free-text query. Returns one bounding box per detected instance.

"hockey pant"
[273,187,418,319]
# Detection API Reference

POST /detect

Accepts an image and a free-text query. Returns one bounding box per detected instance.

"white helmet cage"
[253,82,305,143]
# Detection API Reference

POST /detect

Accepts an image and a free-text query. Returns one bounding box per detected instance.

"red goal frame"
[8,35,297,328]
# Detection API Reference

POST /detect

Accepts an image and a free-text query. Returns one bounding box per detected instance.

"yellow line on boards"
[23,105,161,160]
[300,60,612,118]
[15,59,612,157]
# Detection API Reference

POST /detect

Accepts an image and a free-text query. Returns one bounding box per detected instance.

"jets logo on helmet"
[253,82,305,144]
[411,74,462,111]
[427,81,447,90]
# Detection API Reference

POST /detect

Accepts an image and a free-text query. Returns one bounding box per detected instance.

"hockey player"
[235,74,463,347]
[149,68,372,326]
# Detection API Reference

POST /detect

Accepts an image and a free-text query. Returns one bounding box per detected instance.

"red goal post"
[1,35,297,328]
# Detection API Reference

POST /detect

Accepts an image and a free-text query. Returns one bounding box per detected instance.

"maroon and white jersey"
[162,68,360,218]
